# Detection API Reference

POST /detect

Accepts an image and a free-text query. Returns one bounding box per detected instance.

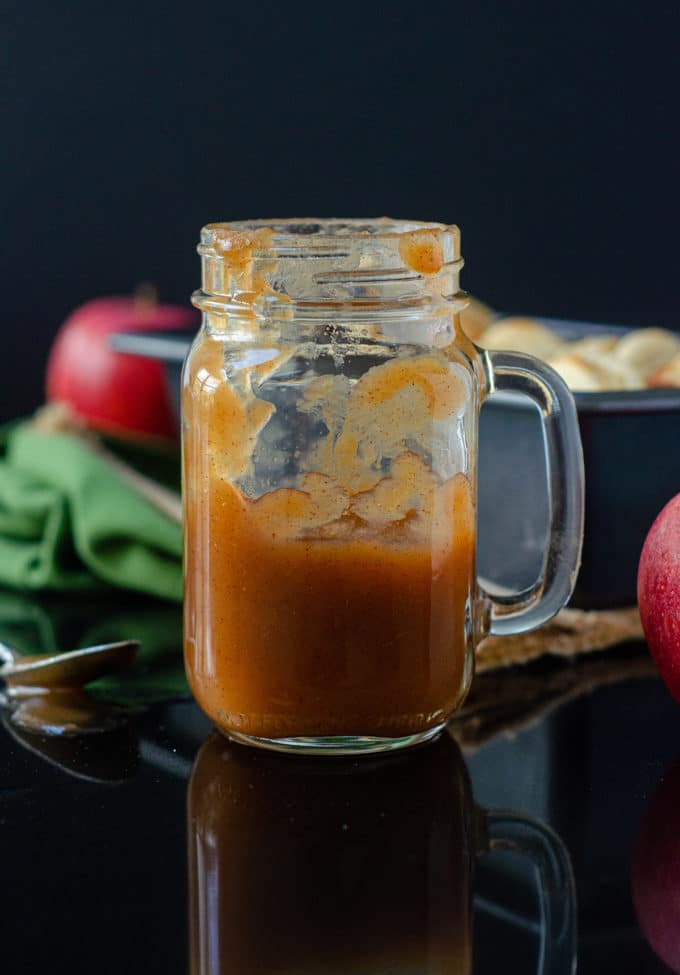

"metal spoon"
[0,640,139,694]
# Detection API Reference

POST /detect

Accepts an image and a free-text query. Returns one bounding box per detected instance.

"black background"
[4,0,679,416]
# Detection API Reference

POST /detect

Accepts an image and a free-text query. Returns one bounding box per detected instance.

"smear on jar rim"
[398,229,446,275]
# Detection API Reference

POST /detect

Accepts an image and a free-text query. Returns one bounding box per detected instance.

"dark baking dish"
[478,320,680,608]
[112,319,680,609]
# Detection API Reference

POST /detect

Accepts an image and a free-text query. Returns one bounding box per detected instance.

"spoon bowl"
[0,640,139,694]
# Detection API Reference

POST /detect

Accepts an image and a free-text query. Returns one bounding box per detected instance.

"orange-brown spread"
[209,226,273,275]
[8,689,115,735]
[398,228,446,275]
[183,333,476,739]
[200,226,275,312]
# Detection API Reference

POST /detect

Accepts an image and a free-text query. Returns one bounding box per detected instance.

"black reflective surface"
[1,596,679,974]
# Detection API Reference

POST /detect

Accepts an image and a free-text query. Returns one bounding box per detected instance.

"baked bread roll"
[480,318,563,360]
[548,350,639,392]
[647,351,680,388]
[473,302,680,392]
[614,328,680,379]
[459,296,496,341]
[568,335,619,357]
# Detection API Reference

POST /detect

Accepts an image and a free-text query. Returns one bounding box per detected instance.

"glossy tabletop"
[1,594,679,974]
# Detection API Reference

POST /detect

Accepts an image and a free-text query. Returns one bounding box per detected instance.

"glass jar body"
[183,302,481,752]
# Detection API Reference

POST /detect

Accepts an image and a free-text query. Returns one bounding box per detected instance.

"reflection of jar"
[187,733,577,975]
[183,220,583,753]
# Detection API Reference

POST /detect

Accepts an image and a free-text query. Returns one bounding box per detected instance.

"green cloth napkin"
[0,424,182,601]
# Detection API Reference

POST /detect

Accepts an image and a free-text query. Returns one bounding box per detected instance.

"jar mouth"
[201,216,457,244]
[195,217,464,315]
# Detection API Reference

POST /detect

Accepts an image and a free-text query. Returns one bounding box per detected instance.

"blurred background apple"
[46,292,198,441]
[631,756,680,973]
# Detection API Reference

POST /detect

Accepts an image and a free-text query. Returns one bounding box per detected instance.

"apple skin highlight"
[638,493,680,704]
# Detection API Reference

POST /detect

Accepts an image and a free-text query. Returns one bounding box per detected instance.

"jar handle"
[482,809,577,974]
[480,351,584,636]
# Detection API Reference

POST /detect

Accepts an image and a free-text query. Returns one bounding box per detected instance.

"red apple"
[638,493,680,703]
[46,291,199,441]
[631,756,680,973]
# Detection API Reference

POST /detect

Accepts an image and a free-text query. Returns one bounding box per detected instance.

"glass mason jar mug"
[183,219,584,754]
